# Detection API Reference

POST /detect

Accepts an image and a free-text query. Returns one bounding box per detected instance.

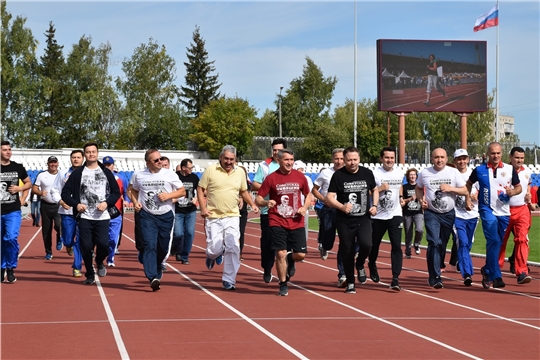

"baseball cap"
[102,156,115,164]
[453,149,469,158]
[293,160,306,170]
[47,156,58,163]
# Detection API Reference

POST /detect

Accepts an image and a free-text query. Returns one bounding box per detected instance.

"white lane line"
[95,278,130,360]
[6,315,537,326]
[124,233,308,359]
[240,263,482,360]
[166,258,309,360]
[18,228,41,258]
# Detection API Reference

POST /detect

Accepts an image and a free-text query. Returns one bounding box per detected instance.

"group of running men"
[1,140,537,296]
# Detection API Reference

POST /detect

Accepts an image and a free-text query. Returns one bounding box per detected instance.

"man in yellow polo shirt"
[197,145,259,290]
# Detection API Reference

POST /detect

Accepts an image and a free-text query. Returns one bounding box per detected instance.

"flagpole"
[353,0,357,148]
[495,0,500,142]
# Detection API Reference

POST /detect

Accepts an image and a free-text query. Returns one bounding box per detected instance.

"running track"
[2,213,539,359]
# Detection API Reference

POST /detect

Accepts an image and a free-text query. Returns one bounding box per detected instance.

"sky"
[6,0,540,145]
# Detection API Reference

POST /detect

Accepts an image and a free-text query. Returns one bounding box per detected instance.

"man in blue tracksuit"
[467,142,521,289]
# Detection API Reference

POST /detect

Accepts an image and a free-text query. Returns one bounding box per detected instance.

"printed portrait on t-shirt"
[145,191,158,210]
[379,190,395,210]
[0,182,12,201]
[455,194,466,209]
[0,172,19,203]
[277,194,295,217]
[177,181,194,207]
[432,190,448,211]
[348,193,362,214]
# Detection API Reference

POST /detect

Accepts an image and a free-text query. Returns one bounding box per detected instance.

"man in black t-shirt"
[172,158,199,264]
[401,168,424,258]
[326,147,378,294]
[1,140,32,283]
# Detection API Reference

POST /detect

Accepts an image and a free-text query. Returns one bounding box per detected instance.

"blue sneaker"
[56,241,63,251]
[215,255,223,266]
[206,257,215,270]
[44,253,53,261]
[222,281,236,290]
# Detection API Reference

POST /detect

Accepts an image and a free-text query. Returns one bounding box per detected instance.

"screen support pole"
[394,112,409,164]
[454,112,472,150]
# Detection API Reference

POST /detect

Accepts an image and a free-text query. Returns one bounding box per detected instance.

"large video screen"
[377,39,488,113]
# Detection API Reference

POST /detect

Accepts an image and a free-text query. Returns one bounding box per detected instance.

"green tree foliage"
[1,3,42,147]
[192,96,258,158]
[38,21,69,148]
[116,38,189,150]
[181,26,221,118]
[255,109,279,137]
[63,36,121,148]
[281,57,337,137]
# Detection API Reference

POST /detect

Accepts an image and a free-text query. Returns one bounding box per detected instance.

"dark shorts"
[269,226,307,253]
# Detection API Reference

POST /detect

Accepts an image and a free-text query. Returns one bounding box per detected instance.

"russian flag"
[474,4,499,32]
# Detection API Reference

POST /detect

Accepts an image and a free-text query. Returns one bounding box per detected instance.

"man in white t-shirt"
[452,149,479,286]
[61,143,121,285]
[33,156,62,260]
[416,148,468,289]
[367,146,405,291]
[50,150,85,277]
[130,148,185,292]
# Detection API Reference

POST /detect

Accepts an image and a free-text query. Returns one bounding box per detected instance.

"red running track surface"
[1,212,539,359]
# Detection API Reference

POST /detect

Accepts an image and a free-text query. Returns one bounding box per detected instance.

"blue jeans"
[140,210,174,282]
[60,214,82,270]
[31,201,41,225]
[173,211,196,262]
[424,209,455,284]
[1,211,21,269]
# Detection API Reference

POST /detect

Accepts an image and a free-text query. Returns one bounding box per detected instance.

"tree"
[1,3,42,147]
[63,36,122,148]
[280,57,337,138]
[38,21,69,148]
[254,109,279,137]
[116,38,189,150]
[192,96,258,158]
[180,26,221,118]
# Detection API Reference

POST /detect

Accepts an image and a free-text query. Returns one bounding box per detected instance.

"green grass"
[250,215,539,262]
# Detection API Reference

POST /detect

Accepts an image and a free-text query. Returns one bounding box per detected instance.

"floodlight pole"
[278,87,283,138]
[394,112,409,164]
[454,113,472,150]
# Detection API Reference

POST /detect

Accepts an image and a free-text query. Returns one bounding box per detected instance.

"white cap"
[453,149,469,158]
[293,160,306,170]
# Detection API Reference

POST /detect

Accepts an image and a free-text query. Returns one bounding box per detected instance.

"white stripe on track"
[166,257,309,360]
[95,278,131,360]
[240,263,482,360]
[124,233,308,360]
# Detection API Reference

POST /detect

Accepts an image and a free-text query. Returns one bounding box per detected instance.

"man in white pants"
[197,145,259,290]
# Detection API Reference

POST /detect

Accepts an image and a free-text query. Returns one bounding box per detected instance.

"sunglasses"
[150,158,161,163]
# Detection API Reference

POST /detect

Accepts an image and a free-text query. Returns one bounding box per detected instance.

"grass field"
[250,215,539,263]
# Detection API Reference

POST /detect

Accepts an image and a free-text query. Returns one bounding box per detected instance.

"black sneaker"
[369,265,380,283]
[337,276,347,288]
[405,254,412,259]
[318,243,328,261]
[517,273,532,284]
[97,263,107,277]
[263,269,272,283]
[390,278,401,291]
[1,268,5,282]
[151,278,161,291]
[175,254,182,262]
[509,262,515,275]
[480,266,491,289]
[345,283,356,294]
[492,278,505,288]
[277,282,288,296]
[6,269,16,283]
[286,252,296,280]
[463,274,473,287]
[84,277,96,285]
[357,268,367,284]
[433,281,444,289]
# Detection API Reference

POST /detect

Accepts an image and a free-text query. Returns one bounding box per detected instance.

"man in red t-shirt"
[256,149,311,296]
